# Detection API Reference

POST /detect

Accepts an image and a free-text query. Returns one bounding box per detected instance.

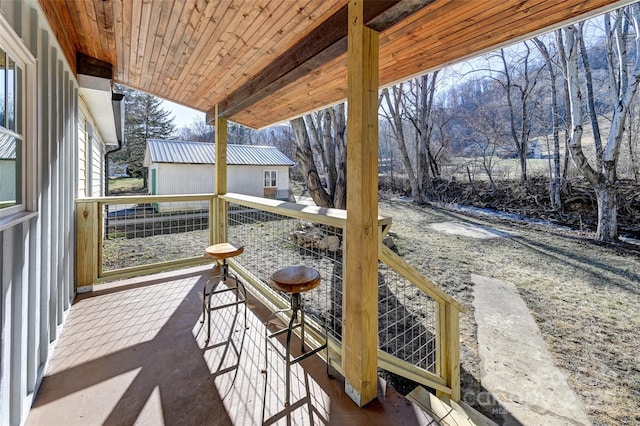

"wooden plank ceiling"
[41,0,630,129]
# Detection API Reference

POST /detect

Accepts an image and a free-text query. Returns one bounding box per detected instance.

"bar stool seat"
[202,242,247,343]
[264,266,330,407]
[269,266,321,294]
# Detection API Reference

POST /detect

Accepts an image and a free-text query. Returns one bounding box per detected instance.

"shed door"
[151,169,157,195]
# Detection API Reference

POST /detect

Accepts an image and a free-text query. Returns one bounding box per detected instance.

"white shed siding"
[157,163,213,195]
[155,163,290,198]
[0,159,16,201]
[228,165,290,198]
[155,163,212,211]
[0,2,79,425]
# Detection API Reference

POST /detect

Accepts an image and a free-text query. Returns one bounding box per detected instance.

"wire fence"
[101,199,211,272]
[378,262,439,373]
[227,206,343,341]
[226,201,439,374]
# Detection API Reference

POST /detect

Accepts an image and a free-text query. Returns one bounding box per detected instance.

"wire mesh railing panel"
[227,205,344,342]
[378,261,439,373]
[102,200,210,272]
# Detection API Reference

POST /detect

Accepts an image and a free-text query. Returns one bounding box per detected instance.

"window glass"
[15,65,21,134]
[0,47,22,210]
[7,56,14,131]
[264,170,277,187]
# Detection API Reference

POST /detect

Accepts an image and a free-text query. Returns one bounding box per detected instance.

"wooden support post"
[75,201,98,290]
[437,303,461,401]
[343,0,379,407]
[447,304,461,401]
[214,105,228,244]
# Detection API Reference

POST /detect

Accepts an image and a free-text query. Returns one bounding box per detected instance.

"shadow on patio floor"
[27,265,433,425]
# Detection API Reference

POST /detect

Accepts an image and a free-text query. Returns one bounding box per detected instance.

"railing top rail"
[222,192,392,229]
[75,193,217,204]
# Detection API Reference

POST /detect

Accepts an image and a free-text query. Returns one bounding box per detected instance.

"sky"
[160,99,205,129]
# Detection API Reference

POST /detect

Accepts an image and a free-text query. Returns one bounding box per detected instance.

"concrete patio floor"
[26,265,435,425]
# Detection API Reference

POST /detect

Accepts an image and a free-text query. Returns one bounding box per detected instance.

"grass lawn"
[379,197,639,425]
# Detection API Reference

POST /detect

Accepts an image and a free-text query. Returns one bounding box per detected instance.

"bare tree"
[290,104,347,209]
[562,4,640,241]
[176,117,214,142]
[555,29,574,185]
[379,72,442,202]
[380,84,425,202]
[405,72,441,190]
[467,101,505,191]
[627,100,640,182]
[495,44,541,186]
[533,36,563,210]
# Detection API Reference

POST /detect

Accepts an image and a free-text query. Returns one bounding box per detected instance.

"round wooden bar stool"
[264,266,330,407]
[202,242,247,343]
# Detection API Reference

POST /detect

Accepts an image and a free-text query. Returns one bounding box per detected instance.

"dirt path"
[379,198,640,425]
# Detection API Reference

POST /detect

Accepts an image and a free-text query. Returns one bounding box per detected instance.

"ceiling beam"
[206,0,434,124]
[77,52,113,80]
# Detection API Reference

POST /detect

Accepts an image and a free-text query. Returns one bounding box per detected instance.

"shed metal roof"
[0,134,16,160]
[145,139,295,167]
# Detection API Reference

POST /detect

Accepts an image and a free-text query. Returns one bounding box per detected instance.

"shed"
[143,139,295,200]
[0,133,16,205]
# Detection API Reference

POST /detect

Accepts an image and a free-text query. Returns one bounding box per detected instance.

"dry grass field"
[436,123,639,183]
[379,198,639,425]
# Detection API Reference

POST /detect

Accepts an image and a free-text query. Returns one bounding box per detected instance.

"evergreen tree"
[114,86,175,187]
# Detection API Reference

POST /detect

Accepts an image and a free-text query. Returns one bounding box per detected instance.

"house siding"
[0,2,78,425]
[78,103,106,198]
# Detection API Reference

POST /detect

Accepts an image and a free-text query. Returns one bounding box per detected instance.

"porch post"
[344,0,379,407]
[214,104,228,244]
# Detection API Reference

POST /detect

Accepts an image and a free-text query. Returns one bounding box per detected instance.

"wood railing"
[75,192,462,401]
[75,194,216,288]
[221,193,463,401]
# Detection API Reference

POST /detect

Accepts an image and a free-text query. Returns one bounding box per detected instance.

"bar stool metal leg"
[202,259,248,343]
[284,303,298,407]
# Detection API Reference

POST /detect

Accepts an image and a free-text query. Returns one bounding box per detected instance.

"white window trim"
[0,12,37,222]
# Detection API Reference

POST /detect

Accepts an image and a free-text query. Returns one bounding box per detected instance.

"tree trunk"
[579,21,603,168]
[291,117,334,208]
[595,185,618,241]
[331,105,348,209]
[500,48,531,186]
[627,111,640,182]
[554,30,573,189]
[381,87,424,202]
[563,4,640,242]
[533,37,562,210]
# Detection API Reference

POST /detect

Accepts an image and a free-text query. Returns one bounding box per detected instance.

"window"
[0,47,23,211]
[0,14,34,222]
[264,170,277,187]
